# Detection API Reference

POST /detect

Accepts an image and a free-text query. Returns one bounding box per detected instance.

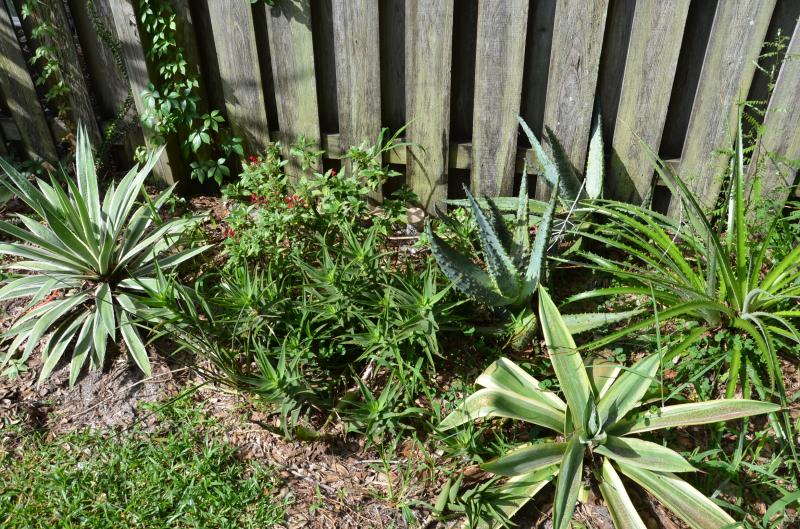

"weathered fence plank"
[205,1,270,154]
[536,0,609,199]
[0,2,58,162]
[103,0,178,183]
[609,0,690,203]
[17,0,102,145]
[405,0,454,212]
[68,0,144,159]
[264,0,321,174]
[748,21,800,204]
[672,0,776,213]
[470,0,529,197]
[332,0,381,197]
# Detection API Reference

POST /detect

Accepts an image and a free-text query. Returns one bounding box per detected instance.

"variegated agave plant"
[426,174,638,348]
[440,286,780,529]
[0,126,208,384]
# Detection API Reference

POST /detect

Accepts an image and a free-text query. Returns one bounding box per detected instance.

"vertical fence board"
[470,0,529,197]
[405,0,454,212]
[332,0,381,197]
[103,0,177,183]
[264,0,321,174]
[332,2,380,148]
[672,0,776,213]
[68,0,144,159]
[28,0,102,145]
[205,1,270,153]
[378,0,404,131]
[609,0,690,203]
[0,3,57,162]
[748,21,800,204]
[536,0,609,199]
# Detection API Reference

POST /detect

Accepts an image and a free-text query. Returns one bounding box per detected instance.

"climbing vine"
[19,1,71,124]
[137,0,242,185]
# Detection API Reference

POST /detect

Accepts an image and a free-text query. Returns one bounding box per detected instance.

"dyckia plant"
[440,286,779,529]
[0,126,208,384]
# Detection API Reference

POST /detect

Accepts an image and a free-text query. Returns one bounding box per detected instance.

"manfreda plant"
[439,286,780,529]
[0,125,208,384]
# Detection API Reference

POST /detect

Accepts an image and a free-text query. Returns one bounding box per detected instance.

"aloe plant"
[449,115,605,219]
[0,125,208,384]
[427,173,638,347]
[440,286,780,529]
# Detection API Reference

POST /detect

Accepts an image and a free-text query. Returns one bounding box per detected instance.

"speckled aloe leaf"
[520,187,558,301]
[545,126,584,203]
[511,173,531,267]
[616,463,738,529]
[475,357,566,412]
[463,185,520,299]
[593,436,695,473]
[517,116,577,203]
[439,388,565,433]
[585,113,604,200]
[425,223,507,306]
[599,459,647,529]
[482,442,567,476]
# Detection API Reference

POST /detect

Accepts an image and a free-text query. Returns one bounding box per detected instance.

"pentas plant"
[440,286,779,529]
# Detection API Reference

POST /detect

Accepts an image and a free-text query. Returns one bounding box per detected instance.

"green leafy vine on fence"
[137,0,242,185]
[19,1,71,125]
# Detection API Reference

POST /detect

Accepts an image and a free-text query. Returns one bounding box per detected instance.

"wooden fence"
[1,0,799,213]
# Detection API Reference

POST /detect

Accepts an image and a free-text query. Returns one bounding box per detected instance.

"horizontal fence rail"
[1,0,799,211]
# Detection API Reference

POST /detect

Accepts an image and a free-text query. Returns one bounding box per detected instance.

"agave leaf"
[585,113,604,200]
[476,357,567,412]
[588,359,621,400]
[552,435,585,529]
[538,286,592,430]
[482,442,566,476]
[425,224,507,306]
[21,294,90,361]
[599,459,647,529]
[476,466,559,529]
[117,294,151,376]
[616,463,737,529]
[610,399,781,436]
[39,314,86,384]
[561,308,644,335]
[464,186,520,298]
[594,436,695,473]
[75,125,101,225]
[439,388,565,433]
[69,313,95,386]
[597,353,660,428]
[0,275,55,301]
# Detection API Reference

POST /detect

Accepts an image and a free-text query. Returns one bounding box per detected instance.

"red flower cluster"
[330,168,337,177]
[248,155,260,166]
[221,224,236,238]
[284,194,302,209]
[250,193,269,206]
